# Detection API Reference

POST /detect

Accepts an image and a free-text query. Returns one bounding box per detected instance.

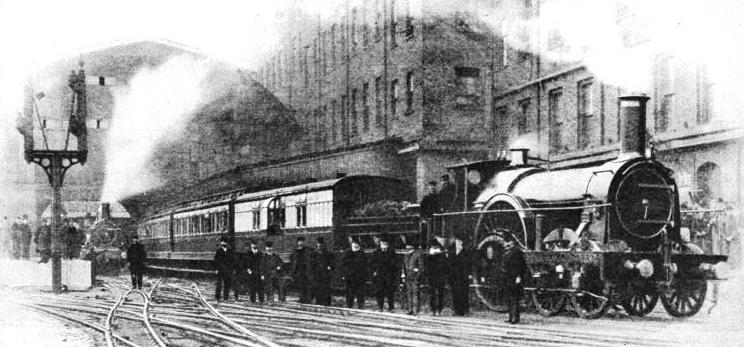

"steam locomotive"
[136,95,726,319]
[85,203,136,275]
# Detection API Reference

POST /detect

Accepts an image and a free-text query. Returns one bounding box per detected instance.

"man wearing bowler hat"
[214,238,237,301]
[290,236,313,303]
[126,235,147,290]
[244,240,265,303]
[343,239,368,309]
[370,234,399,312]
[502,236,527,324]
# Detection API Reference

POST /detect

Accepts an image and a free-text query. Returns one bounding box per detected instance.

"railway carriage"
[138,175,416,274]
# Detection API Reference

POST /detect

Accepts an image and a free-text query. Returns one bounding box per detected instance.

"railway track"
[4,276,691,347]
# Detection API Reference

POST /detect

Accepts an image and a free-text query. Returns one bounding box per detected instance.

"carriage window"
[252,210,261,230]
[296,204,307,227]
[203,214,212,234]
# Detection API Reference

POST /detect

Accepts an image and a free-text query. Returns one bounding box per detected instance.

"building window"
[577,78,593,149]
[391,79,399,115]
[96,119,102,129]
[656,56,674,132]
[363,83,370,131]
[331,24,337,66]
[404,0,413,39]
[548,88,563,154]
[341,95,348,140]
[352,7,358,50]
[331,100,337,142]
[455,67,480,105]
[390,0,397,48]
[493,105,508,136]
[375,76,382,125]
[351,89,358,136]
[375,0,382,42]
[698,65,714,125]
[696,162,721,203]
[518,98,530,135]
[405,71,414,112]
[363,1,370,46]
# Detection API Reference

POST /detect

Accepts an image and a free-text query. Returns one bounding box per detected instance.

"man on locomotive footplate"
[371,235,399,312]
[438,174,456,213]
[34,218,51,263]
[310,237,334,306]
[449,238,474,316]
[214,239,237,301]
[261,242,286,302]
[502,236,527,324]
[425,242,448,316]
[290,236,313,303]
[419,181,439,242]
[244,240,265,303]
[402,237,424,315]
[343,239,368,309]
[126,235,147,290]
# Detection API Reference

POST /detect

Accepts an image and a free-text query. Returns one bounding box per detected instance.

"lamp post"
[17,60,88,293]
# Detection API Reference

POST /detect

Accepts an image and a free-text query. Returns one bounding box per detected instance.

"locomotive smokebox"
[618,94,650,158]
[99,202,111,220]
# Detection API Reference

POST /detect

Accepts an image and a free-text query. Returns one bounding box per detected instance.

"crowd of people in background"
[0,214,86,262]
[681,197,742,267]
[210,232,528,322]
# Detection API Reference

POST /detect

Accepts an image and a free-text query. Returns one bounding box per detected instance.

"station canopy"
[41,201,131,219]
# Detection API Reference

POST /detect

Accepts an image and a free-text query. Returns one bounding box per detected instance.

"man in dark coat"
[502,237,528,324]
[11,217,22,259]
[310,238,334,306]
[449,238,474,316]
[19,215,32,260]
[126,235,147,289]
[343,239,367,309]
[290,236,313,303]
[438,174,457,213]
[244,240,265,303]
[34,218,52,263]
[214,239,237,301]
[261,242,286,302]
[425,243,448,315]
[402,237,424,315]
[370,236,399,311]
[63,219,80,259]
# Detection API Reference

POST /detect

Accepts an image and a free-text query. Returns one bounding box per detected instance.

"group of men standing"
[214,238,291,303]
[0,215,85,262]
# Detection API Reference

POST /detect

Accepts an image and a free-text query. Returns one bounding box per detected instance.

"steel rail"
[23,304,142,347]
[105,289,131,347]
[129,288,167,347]
[190,282,281,347]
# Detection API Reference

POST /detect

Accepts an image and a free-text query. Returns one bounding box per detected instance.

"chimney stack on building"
[618,94,650,158]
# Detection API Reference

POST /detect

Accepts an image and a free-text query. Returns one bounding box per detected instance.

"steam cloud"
[100,55,221,202]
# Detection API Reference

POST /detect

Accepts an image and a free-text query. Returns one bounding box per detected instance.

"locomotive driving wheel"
[532,290,567,317]
[473,195,529,312]
[659,276,707,317]
[621,281,659,317]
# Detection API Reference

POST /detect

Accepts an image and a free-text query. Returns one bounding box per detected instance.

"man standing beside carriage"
[244,240,265,303]
[214,238,237,301]
[425,242,448,316]
[343,239,368,309]
[261,241,286,302]
[310,237,334,306]
[34,218,52,263]
[370,235,399,312]
[290,236,313,304]
[449,238,474,316]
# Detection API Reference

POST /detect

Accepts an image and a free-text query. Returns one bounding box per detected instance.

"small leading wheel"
[622,281,659,317]
[532,290,567,317]
[660,277,707,318]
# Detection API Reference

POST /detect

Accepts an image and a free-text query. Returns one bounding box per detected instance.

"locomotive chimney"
[618,94,650,158]
[509,148,529,166]
[99,202,111,220]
